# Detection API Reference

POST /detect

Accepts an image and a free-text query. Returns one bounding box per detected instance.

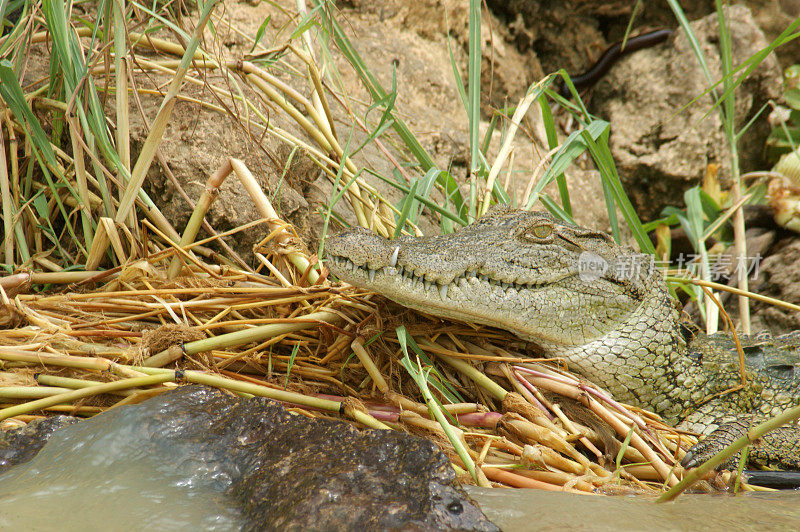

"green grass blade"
[398,351,476,482]
[284,343,300,387]
[715,0,735,139]
[524,119,608,209]
[396,326,463,403]
[446,8,468,111]
[411,167,441,224]
[393,180,419,239]
[0,61,84,258]
[318,133,357,259]
[600,178,620,243]
[249,14,272,53]
[368,169,467,227]
[319,3,469,217]
[665,1,718,100]
[539,194,575,224]
[538,94,571,215]
[581,129,654,255]
[467,0,481,175]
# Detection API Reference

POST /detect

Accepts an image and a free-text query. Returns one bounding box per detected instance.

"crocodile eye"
[519,222,553,242]
[532,224,552,238]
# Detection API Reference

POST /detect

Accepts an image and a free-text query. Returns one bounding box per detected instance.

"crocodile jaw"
[325,209,654,350]
[328,253,570,344]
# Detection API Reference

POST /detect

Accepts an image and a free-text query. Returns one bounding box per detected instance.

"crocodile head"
[326,207,662,352]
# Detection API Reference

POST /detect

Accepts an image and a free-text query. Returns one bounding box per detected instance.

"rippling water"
[467,486,800,531]
[2,403,799,531]
[0,406,243,531]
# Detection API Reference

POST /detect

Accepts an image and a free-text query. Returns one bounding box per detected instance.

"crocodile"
[326,207,800,470]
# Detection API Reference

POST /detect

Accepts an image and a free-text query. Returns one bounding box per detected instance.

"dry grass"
[0,1,770,496]
[0,201,755,494]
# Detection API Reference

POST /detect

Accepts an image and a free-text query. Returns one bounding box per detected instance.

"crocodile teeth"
[346,259,355,271]
[424,279,431,291]
[389,246,400,267]
[368,268,376,282]
[439,284,449,300]
[397,265,405,276]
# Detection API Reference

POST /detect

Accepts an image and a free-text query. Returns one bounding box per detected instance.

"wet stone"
[0,385,497,531]
[0,416,79,471]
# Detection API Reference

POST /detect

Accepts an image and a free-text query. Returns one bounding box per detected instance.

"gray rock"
[592,5,781,220]
[0,385,497,531]
[0,416,79,471]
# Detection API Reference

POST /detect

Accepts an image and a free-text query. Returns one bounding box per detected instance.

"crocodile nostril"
[446,500,463,514]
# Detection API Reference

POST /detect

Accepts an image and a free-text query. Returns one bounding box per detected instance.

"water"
[467,486,800,531]
[2,402,799,531]
[0,405,243,531]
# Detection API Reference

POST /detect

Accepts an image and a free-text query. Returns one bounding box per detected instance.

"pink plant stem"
[512,369,554,420]
[514,365,648,431]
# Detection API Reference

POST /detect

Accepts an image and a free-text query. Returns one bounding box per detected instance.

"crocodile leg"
[682,415,800,470]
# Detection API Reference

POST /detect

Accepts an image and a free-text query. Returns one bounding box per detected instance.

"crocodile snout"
[326,227,394,270]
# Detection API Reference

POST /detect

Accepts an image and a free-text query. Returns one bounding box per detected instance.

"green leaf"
[284,343,300,388]
[642,213,680,233]
[397,345,475,482]
[291,4,322,39]
[539,94,571,215]
[683,187,704,251]
[320,3,470,219]
[249,15,272,54]
[581,130,654,255]
[396,326,463,403]
[411,167,441,224]
[368,168,468,227]
[540,194,575,225]
[524,119,609,209]
[698,189,722,222]
[394,180,419,239]
[0,60,83,255]
[467,0,481,175]
[785,88,800,110]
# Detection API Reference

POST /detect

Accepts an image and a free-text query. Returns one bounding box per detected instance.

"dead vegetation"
[2,185,754,494]
[0,0,772,497]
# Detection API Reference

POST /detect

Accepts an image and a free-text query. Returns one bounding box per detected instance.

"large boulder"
[0,385,497,531]
[592,5,781,220]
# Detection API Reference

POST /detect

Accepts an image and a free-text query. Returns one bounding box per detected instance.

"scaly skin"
[326,207,800,469]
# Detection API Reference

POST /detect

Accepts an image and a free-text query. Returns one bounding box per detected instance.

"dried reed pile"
[1,213,752,496]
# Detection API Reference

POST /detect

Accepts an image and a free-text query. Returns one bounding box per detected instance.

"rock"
[748,236,800,335]
[0,385,497,531]
[128,91,312,264]
[486,1,715,81]
[591,5,782,220]
[0,416,79,471]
